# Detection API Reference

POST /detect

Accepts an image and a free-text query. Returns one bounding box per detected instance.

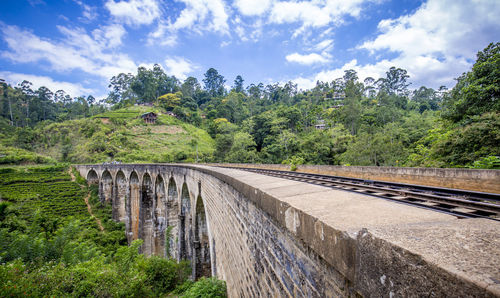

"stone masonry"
[74,164,500,297]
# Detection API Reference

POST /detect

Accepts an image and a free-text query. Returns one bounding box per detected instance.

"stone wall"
[75,164,500,297]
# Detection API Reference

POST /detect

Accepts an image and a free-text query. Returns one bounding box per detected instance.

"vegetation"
[0,165,227,297]
[1,43,498,168]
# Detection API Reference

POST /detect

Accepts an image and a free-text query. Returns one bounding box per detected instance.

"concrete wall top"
[185,165,500,296]
[74,163,500,296]
[211,163,500,193]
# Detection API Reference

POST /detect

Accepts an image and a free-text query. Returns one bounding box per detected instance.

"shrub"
[182,277,227,298]
[144,256,191,295]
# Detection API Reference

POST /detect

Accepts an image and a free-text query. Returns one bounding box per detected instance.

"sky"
[0,0,499,98]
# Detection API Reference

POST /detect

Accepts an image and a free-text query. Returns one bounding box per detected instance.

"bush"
[144,256,191,295]
[182,277,227,298]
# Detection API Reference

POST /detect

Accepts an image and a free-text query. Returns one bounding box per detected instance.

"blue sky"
[0,0,499,98]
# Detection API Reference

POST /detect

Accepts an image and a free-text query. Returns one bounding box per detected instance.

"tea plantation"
[0,165,227,297]
[0,165,88,222]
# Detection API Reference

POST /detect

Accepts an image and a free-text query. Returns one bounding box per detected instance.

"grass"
[91,105,156,119]
[31,106,215,163]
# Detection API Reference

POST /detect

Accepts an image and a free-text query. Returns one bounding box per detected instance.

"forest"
[0,42,498,169]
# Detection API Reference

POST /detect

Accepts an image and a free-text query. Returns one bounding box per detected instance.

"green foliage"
[444,42,500,123]
[158,92,182,111]
[0,144,55,165]
[0,164,225,297]
[2,43,498,168]
[470,155,500,169]
[182,277,228,298]
[432,112,500,166]
[144,256,191,295]
[283,155,305,171]
[1,105,215,164]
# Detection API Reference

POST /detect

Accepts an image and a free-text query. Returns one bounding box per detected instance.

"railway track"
[223,166,500,221]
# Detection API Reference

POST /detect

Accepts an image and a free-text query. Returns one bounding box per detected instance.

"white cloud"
[286,52,330,65]
[313,39,333,52]
[105,0,161,26]
[170,0,229,33]
[148,0,229,46]
[74,0,98,22]
[148,21,178,46]
[293,0,500,90]
[0,24,138,80]
[163,57,196,79]
[358,0,500,87]
[92,24,126,48]
[234,0,272,16]
[268,0,373,36]
[0,71,94,97]
[27,0,45,6]
[220,40,231,47]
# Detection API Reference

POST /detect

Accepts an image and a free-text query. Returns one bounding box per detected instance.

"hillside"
[30,106,215,164]
[0,164,226,296]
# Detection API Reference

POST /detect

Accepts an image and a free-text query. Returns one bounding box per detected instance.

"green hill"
[31,106,214,163]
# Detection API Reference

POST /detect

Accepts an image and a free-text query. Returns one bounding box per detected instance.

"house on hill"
[141,112,157,124]
[315,119,326,130]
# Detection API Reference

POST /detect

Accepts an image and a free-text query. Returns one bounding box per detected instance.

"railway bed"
[223,166,500,221]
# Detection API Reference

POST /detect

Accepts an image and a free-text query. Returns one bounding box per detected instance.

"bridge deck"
[75,163,500,296]
[204,165,500,296]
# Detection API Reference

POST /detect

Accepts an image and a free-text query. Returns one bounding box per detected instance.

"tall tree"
[203,68,225,97]
[382,67,410,96]
[108,73,134,104]
[232,75,244,93]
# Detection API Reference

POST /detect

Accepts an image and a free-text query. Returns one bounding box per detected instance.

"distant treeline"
[0,42,498,168]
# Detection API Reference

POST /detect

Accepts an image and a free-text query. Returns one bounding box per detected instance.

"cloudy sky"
[0,0,499,98]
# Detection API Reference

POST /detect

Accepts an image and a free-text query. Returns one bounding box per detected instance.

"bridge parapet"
[212,163,500,193]
[74,164,500,297]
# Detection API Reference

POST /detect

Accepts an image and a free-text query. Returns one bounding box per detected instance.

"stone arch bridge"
[75,164,500,297]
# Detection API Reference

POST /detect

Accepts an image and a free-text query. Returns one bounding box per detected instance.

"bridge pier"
[75,164,500,297]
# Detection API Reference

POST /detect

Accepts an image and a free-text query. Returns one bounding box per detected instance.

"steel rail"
[222,166,500,221]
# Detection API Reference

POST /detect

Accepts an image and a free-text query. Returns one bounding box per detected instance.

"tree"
[247,83,264,99]
[232,75,244,93]
[411,86,440,113]
[108,73,134,104]
[131,67,157,103]
[158,92,182,111]
[181,77,201,99]
[444,42,500,122]
[154,64,179,96]
[340,71,363,134]
[381,67,410,96]
[203,68,225,97]
[226,132,257,163]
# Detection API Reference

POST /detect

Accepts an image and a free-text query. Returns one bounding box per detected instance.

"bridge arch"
[141,172,154,255]
[179,182,192,261]
[129,171,140,241]
[101,170,113,203]
[166,177,179,259]
[114,170,128,224]
[154,174,167,256]
[75,164,499,297]
[86,169,98,185]
[193,194,211,279]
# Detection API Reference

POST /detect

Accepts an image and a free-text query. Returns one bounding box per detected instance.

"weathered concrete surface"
[75,164,500,297]
[361,218,500,297]
[213,163,500,193]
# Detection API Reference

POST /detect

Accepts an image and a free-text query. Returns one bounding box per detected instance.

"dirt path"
[69,167,105,232]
